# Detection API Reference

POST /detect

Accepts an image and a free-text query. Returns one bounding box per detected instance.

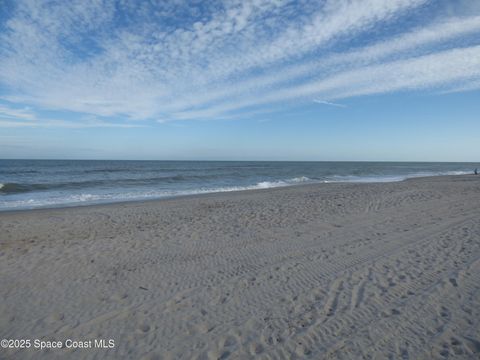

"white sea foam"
[253,177,311,189]
[0,183,4,190]
[0,177,314,210]
[323,170,472,184]
[290,176,311,182]
[0,172,473,211]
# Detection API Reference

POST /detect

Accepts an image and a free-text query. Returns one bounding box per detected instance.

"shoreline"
[0,173,475,215]
[1,174,479,359]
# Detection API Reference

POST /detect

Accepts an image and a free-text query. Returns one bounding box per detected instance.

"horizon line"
[0,158,478,164]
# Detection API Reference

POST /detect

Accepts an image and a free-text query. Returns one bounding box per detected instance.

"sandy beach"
[1,175,479,359]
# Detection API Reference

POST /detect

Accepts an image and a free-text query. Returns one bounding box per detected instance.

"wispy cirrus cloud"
[313,100,347,108]
[0,104,36,121]
[0,117,145,128]
[0,103,144,128]
[0,0,479,126]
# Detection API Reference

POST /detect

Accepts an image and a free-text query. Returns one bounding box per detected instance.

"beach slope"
[1,175,479,359]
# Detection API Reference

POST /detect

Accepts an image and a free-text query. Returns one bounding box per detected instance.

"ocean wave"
[0,171,471,197]
[255,176,311,188]
[323,170,472,183]
[0,171,474,210]
[7,170,40,175]
[83,168,132,174]
[0,174,222,195]
[0,177,313,209]
[0,182,51,194]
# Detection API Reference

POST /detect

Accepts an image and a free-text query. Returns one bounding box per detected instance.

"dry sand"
[1,175,480,359]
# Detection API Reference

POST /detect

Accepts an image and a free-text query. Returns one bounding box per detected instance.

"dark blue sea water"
[0,160,477,211]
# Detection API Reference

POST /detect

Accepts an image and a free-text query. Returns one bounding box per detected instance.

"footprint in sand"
[137,323,151,334]
[249,342,263,355]
[449,278,458,287]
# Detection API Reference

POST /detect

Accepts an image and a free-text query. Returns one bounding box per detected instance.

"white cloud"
[165,44,480,120]
[0,105,36,121]
[313,100,346,108]
[441,79,480,94]
[0,118,145,128]
[0,0,479,125]
[0,103,144,128]
[154,14,480,117]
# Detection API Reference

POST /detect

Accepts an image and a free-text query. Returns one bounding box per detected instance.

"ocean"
[0,160,476,211]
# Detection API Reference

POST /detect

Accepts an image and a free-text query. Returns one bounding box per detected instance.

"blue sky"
[0,0,479,161]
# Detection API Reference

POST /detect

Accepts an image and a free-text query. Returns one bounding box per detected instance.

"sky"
[0,0,479,161]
